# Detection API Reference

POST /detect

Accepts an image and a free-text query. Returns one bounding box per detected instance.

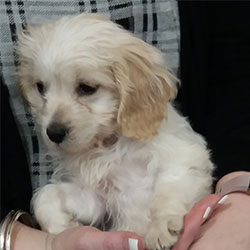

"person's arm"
[215,171,250,194]
[10,222,145,250]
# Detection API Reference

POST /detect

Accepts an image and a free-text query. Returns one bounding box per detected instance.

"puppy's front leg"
[145,173,212,250]
[145,196,186,250]
[32,183,106,234]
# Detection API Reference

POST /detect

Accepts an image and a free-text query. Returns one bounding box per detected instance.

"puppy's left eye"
[76,83,98,96]
[36,81,46,95]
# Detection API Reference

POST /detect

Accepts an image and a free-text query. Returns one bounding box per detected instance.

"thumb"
[55,226,145,250]
[100,231,145,250]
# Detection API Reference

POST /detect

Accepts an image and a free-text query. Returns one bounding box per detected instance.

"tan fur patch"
[113,38,176,140]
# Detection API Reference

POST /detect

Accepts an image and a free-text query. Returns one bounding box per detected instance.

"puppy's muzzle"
[46,123,68,144]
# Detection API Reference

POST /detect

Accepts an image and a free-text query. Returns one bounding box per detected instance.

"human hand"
[189,172,250,250]
[11,222,144,250]
[189,192,250,250]
[174,171,250,250]
[172,194,225,250]
[49,226,145,250]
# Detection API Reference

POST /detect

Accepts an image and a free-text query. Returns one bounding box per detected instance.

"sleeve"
[1,77,32,220]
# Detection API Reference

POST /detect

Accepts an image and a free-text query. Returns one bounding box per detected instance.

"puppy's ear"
[113,38,177,140]
[17,25,33,101]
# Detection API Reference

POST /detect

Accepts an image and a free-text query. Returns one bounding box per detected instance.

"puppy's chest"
[80,159,156,209]
[104,161,156,212]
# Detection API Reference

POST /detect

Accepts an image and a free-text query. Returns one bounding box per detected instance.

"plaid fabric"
[0,0,180,190]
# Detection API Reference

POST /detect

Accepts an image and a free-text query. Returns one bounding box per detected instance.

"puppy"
[17,13,214,249]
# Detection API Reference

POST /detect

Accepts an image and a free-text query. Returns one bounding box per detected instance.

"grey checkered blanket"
[0,0,180,190]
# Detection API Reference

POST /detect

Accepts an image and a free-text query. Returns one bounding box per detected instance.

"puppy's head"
[17,14,176,154]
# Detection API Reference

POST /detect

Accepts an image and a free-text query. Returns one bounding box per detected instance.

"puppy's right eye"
[36,81,45,95]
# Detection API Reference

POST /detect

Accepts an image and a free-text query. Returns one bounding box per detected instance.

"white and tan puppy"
[17,14,213,249]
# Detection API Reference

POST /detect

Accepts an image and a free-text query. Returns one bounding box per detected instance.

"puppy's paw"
[45,217,81,234]
[33,184,81,234]
[145,215,183,250]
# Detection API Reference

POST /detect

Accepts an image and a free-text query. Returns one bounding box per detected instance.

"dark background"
[177,1,250,179]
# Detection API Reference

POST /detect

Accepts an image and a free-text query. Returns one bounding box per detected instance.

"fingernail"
[202,206,211,219]
[128,238,139,250]
[218,195,228,204]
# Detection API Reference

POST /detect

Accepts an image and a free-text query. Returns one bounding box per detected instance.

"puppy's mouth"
[44,129,118,155]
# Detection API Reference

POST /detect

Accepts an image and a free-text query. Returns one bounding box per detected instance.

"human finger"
[172,194,227,250]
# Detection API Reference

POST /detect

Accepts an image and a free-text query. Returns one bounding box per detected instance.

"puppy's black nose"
[46,123,68,144]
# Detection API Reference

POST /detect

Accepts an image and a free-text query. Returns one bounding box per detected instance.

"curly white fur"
[17,13,214,250]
